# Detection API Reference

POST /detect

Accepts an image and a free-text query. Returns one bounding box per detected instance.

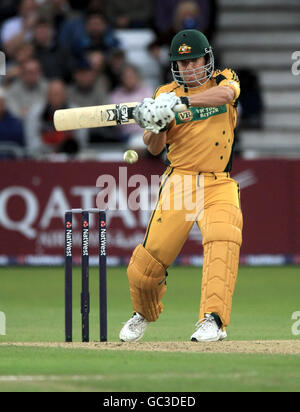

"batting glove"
[133,98,165,134]
[151,92,183,127]
[133,93,186,134]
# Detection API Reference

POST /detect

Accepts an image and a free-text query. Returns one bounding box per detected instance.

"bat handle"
[173,104,188,112]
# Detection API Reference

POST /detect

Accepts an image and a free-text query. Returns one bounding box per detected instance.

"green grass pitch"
[0,266,299,392]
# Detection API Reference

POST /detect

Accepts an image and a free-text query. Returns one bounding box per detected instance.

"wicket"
[64,208,107,342]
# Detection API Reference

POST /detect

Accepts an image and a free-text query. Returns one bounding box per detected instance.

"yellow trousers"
[142,166,243,327]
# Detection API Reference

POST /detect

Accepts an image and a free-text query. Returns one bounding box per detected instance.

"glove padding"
[133,98,162,134]
[133,92,182,134]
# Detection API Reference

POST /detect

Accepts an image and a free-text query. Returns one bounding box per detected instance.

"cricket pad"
[199,204,243,327]
[127,244,167,322]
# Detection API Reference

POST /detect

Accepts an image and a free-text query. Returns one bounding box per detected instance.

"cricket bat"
[53,102,187,131]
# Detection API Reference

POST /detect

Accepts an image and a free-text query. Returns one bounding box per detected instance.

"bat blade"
[53,102,188,131]
[54,102,139,131]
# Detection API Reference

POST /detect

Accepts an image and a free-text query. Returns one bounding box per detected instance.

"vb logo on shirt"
[178,110,194,122]
[176,105,227,124]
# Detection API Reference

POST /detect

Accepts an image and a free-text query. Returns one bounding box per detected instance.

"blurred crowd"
[0,0,260,160]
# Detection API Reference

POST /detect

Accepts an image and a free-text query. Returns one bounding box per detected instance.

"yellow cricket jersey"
[151,68,240,173]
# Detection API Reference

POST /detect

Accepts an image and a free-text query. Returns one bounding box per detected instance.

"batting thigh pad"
[127,244,167,322]
[198,204,243,327]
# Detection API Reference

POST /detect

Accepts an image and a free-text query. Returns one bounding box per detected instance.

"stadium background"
[0,0,299,267]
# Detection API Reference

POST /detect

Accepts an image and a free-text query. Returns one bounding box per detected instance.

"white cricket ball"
[123,150,138,164]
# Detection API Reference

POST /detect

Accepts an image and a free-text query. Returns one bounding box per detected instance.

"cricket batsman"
[120,29,243,342]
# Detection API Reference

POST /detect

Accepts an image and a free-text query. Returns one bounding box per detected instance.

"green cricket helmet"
[169,29,214,88]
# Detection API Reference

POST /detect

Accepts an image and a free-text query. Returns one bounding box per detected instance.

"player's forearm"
[143,131,167,156]
[188,86,235,107]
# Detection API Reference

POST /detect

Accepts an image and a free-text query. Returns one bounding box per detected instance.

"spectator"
[14,42,35,65]
[105,48,127,91]
[81,12,120,53]
[3,42,35,87]
[39,0,72,40]
[87,50,111,90]
[1,0,40,58]
[109,64,153,144]
[154,0,218,43]
[0,87,24,157]
[104,0,153,29]
[68,59,108,108]
[58,11,119,58]
[33,18,71,80]
[25,80,88,157]
[6,59,48,118]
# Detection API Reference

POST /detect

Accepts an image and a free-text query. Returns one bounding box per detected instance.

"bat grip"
[173,104,188,112]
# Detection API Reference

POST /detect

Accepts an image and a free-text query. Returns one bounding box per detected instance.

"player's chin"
[183,79,199,88]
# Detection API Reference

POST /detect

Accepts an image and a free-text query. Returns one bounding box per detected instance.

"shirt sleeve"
[152,85,164,99]
[214,68,240,105]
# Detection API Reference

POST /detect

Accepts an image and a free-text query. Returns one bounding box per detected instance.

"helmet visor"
[171,48,214,88]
